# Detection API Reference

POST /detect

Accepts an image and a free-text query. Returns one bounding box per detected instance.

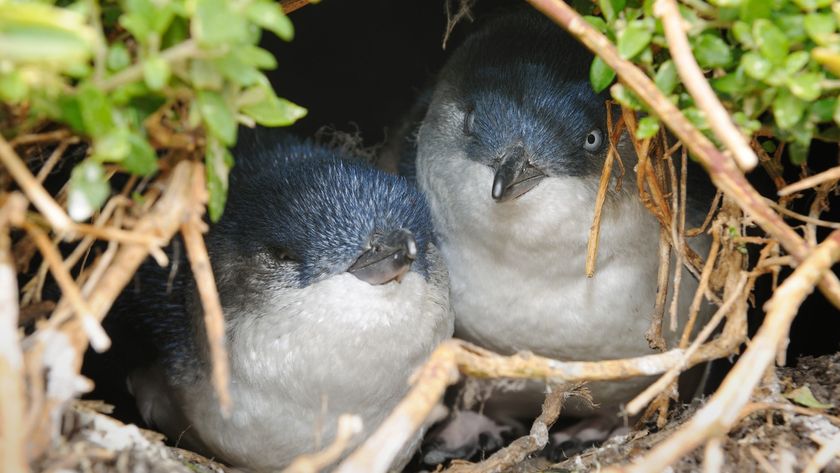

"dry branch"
[0,133,73,233]
[181,165,232,414]
[0,194,28,473]
[779,165,840,196]
[524,0,840,310]
[613,228,840,472]
[655,0,757,171]
[282,415,363,473]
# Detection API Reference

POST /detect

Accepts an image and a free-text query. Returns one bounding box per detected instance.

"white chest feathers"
[418,153,698,364]
[133,270,452,472]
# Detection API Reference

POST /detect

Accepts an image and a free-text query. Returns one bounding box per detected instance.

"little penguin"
[406,8,714,432]
[107,127,453,472]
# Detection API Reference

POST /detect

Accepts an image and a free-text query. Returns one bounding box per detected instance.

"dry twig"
[180,164,232,414]
[612,229,840,472]
[803,433,840,473]
[283,415,363,473]
[655,0,757,171]
[779,165,840,196]
[0,194,28,473]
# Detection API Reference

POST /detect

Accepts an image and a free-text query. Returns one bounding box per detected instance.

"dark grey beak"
[491,145,546,202]
[348,229,418,285]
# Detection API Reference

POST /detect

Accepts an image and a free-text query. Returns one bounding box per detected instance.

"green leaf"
[598,0,626,22]
[804,13,836,45]
[583,15,608,34]
[739,0,770,21]
[106,42,131,71]
[193,0,249,47]
[753,19,789,65]
[78,83,114,137]
[205,136,234,222]
[784,51,811,75]
[708,0,741,6]
[787,73,823,101]
[774,15,807,44]
[636,116,660,139]
[711,71,745,95]
[57,95,85,133]
[590,56,616,93]
[617,21,652,59]
[741,52,772,80]
[123,133,158,175]
[610,83,644,110]
[212,54,266,87]
[190,59,224,90]
[732,112,761,133]
[784,385,833,409]
[143,56,170,91]
[792,0,833,11]
[246,0,294,41]
[810,98,837,122]
[654,60,678,95]
[684,107,708,130]
[0,70,27,103]
[731,21,754,47]
[239,45,278,69]
[813,47,840,77]
[692,34,732,69]
[93,130,130,162]
[241,93,307,127]
[773,89,806,130]
[196,90,237,145]
[67,160,110,221]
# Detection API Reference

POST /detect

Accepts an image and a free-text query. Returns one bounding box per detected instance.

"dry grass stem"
[686,189,721,237]
[679,226,722,348]
[524,0,840,309]
[703,437,724,473]
[35,138,77,183]
[763,197,840,229]
[0,133,73,233]
[655,0,756,171]
[612,229,840,473]
[180,165,231,414]
[0,197,29,473]
[738,402,840,426]
[645,227,671,351]
[282,415,363,473]
[21,221,111,352]
[585,106,620,277]
[802,433,840,473]
[8,130,71,147]
[779,165,840,196]
[626,271,748,416]
[280,0,310,13]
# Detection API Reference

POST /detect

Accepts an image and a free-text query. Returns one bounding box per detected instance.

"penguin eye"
[463,108,475,136]
[584,128,604,152]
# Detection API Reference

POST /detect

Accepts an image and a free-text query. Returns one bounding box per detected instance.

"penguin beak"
[491,145,546,202]
[348,229,418,285]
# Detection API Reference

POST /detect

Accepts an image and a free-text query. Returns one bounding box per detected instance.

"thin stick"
[585,127,617,277]
[679,226,721,348]
[626,271,747,415]
[738,402,840,426]
[645,228,670,351]
[22,221,110,352]
[335,343,460,473]
[686,190,721,237]
[524,0,840,309]
[8,130,71,147]
[35,138,77,183]
[803,433,840,473]
[655,0,756,170]
[0,198,28,473]
[181,166,231,414]
[283,415,363,473]
[281,0,310,13]
[614,229,840,473]
[763,197,840,230]
[779,165,840,196]
[0,133,73,233]
[703,438,724,473]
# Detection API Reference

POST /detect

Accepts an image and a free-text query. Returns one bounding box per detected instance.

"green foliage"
[583,0,840,164]
[0,0,306,222]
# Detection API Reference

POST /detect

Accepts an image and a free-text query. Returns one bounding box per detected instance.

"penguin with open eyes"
[106,127,453,472]
[400,8,714,460]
